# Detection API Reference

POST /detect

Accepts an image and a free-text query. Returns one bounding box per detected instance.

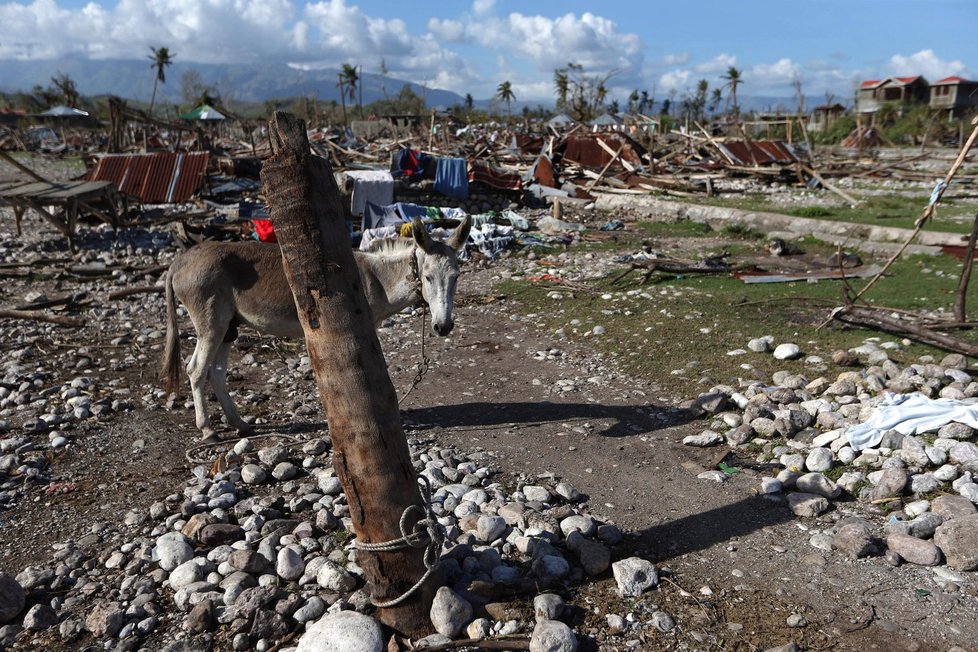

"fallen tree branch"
[829,305,978,356]
[406,636,531,651]
[0,309,86,327]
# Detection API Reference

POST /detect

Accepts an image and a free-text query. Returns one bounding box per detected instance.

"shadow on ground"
[631,494,793,562]
[404,400,695,438]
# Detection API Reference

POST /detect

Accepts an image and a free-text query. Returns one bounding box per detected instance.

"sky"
[0,0,975,102]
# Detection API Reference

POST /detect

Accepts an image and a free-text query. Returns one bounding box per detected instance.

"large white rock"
[296,611,385,652]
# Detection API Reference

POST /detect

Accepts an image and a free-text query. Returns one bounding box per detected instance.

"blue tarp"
[434,157,469,200]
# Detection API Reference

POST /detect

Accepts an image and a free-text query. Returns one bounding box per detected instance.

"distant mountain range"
[0,57,808,114]
[0,58,467,108]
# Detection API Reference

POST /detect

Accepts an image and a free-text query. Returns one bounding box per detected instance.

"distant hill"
[0,58,466,108]
[0,57,809,116]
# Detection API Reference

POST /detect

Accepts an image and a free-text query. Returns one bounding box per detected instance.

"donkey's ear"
[411,218,433,253]
[447,215,472,251]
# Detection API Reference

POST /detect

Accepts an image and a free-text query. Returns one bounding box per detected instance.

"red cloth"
[252,219,277,243]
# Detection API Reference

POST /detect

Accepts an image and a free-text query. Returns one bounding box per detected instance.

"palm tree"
[148,46,174,116]
[553,69,569,110]
[464,93,474,116]
[595,82,607,112]
[627,89,639,114]
[722,66,743,117]
[709,88,723,115]
[496,80,515,121]
[341,63,360,119]
[639,90,650,114]
[50,72,79,107]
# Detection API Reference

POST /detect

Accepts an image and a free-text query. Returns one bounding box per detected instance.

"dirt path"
[381,267,978,651]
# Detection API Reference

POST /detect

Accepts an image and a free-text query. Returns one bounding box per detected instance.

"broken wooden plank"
[736,264,883,284]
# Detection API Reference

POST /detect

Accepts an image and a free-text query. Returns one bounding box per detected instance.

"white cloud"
[468,11,644,79]
[659,69,690,91]
[889,49,968,80]
[694,53,736,74]
[663,53,689,66]
[750,58,801,88]
[427,18,465,43]
[472,0,495,15]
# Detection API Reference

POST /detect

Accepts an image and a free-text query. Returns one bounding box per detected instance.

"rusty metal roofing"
[715,140,800,166]
[559,134,647,169]
[90,152,209,203]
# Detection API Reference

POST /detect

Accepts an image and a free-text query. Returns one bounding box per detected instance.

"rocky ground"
[1,156,977,652]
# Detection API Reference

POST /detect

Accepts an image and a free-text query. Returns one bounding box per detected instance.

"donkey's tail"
[160,266,182,395]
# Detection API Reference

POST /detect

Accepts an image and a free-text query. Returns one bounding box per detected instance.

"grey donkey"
[161,216,471,440]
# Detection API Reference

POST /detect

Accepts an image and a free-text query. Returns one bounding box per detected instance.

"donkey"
[161,216,471,440]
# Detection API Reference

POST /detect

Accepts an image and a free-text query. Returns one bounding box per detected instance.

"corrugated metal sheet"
[90,152,209,203]
[559,134,647,169]
[716,140,800,166]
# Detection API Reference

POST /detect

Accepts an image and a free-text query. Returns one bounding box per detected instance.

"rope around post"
[352,475,444,608]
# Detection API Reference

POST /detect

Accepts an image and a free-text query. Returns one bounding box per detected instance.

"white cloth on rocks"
[846,393,978,451]
[346,170,394,217]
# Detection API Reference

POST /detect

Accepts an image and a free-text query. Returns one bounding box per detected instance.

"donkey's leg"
[186,333,222,441]
[209,341,254,435]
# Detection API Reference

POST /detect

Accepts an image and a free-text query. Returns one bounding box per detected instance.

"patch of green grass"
[790,206,834,218]
[687,192,967,234]
[634,220,714,238]
[721,224,764,240]
[498,247,977,399]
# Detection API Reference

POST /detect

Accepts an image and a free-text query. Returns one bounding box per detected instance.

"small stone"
[272,462,298,481]
[760,477,783,494]
[530,620,578,652]
[476,515,507,543]
[773,343,801,360]
[293,597,325,623]
[156,533,194,572]
[533,594,564,622]
[23,604,57,631]
[276,546,305,582]
[241,464,267,485]
[522,485,551,502]
[612,557,657,597]
[467,618,491,639]
[683,431,723,447]
[786,492,829,517]
[0,574,25,624]
[199,524,245,547]
[430,586,472,638]
[229,550,270,575]
[748,338,771,353]
[786,613,807,628]
[869,467,909,502]
[805,448,833,473]
[315,560,356,593]
[85,601,125,638]
[931,494,978,519]
[887,533,942,566]
[649,610,676,632]
[296,611,384,652]
[795,473,841,499]
[185,599,215,634]
[934,514,978,571]
[832,521,875,559]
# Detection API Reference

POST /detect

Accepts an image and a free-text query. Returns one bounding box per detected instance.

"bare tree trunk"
[260,112,437,637]
[954,210,978,322]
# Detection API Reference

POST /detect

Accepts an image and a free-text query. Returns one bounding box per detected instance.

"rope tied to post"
[353,475,444,608]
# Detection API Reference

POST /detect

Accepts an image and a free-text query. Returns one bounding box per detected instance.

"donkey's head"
[412,216,471,336]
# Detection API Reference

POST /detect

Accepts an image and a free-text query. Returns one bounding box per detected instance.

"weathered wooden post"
[261,112,437,637]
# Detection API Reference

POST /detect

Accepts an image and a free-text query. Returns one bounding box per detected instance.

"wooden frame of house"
[929,76,978,119]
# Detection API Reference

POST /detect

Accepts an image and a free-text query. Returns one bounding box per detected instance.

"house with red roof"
[857,76,929,115]
[929,76,978,119]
